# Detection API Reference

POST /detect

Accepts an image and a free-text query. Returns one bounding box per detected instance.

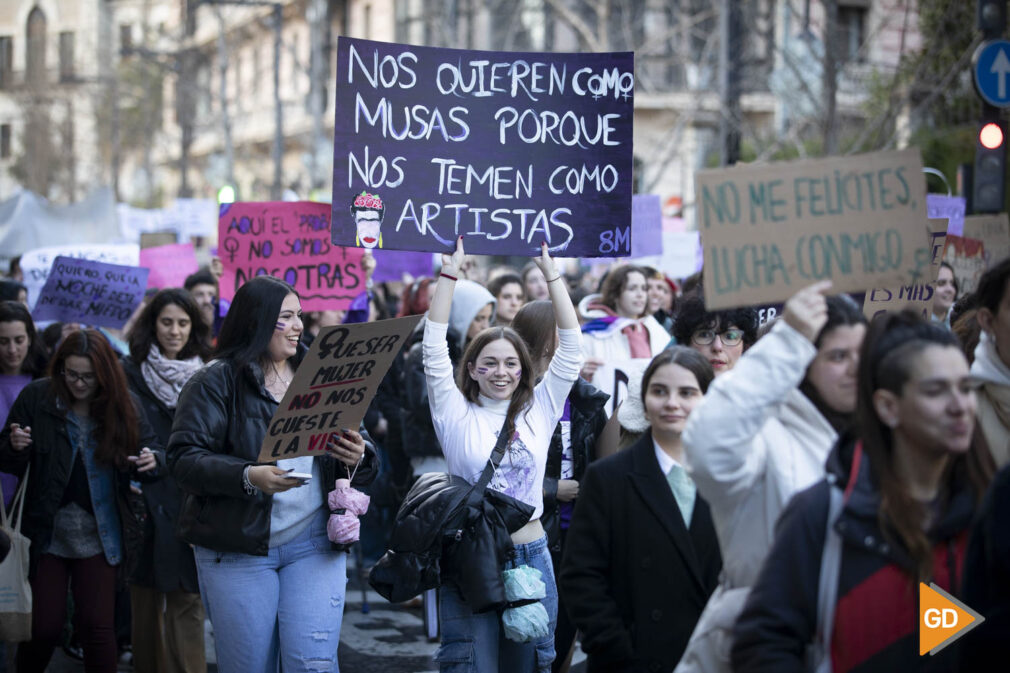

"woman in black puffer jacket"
[168,276,377,673]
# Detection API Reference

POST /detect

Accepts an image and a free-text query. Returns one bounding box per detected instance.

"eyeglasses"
[63,368,97,385]
[691,328,744,347]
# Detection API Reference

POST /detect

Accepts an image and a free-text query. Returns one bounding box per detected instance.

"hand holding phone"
[282,472,312,483]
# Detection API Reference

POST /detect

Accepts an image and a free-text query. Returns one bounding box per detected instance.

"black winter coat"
[561,433,721,673]
[541,378,609,554]
[732,437,976,673]
[961,464,1010,670]
[0,379,164,577]
[167,350,378,555]
[400,320,463,459]
[122,357,200,594]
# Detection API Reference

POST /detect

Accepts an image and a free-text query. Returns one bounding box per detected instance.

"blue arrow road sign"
[975,40,1010,107]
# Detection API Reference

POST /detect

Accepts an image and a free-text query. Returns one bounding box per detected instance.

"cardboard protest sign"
[927,194,966,237]
[631,195,662,258]
[139,243,199,290]
[259,315,422,461]
[863,228,946,320]
[219,202,366,311]
[695,149,931,310]
[331,37,634,257]
[20,243,139,309]
[943,235,986,296]
[370,248,434,283]
[591,359,649,417]
[963,213,1010,267]
[32,256,149,328]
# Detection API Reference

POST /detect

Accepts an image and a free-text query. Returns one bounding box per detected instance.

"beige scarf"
[970,333,1010,468]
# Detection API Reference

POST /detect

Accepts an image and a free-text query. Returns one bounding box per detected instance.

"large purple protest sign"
[331,37,634,258]
[33,256,149,328]
[370,248,433,283]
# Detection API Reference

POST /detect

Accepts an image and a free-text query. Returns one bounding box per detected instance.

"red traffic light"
[981,122,1005,149]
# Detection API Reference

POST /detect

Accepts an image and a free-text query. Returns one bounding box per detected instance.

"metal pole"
[272,2,283,200]
[718,0,741,166]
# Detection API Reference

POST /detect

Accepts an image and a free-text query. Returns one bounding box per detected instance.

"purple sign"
[370,248,433,283]
[32,256,149,328]
[631,194,662,258]
[927,194,966,237]
[331,37,635,258]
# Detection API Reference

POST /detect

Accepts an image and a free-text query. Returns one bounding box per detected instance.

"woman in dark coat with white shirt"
[561,347,722,673]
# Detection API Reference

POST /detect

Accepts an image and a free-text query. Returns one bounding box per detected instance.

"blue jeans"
[193,510,348,673]
[436,535,557,673]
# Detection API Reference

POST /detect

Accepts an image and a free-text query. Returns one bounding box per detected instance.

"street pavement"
[45,554,587,672]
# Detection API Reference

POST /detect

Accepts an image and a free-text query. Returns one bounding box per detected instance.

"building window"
[26,7,47,82]
[1,124,11,159]
[0,37,12,89]
[120,24,133,53]
[837,5,867,64]
[59,32,74,81]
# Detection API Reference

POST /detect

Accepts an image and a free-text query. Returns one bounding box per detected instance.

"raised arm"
[428,236,465,325]
[535,241,578,330]
[682,282,830,509]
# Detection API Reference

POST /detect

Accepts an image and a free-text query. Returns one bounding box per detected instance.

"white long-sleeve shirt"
[423,320,583,519]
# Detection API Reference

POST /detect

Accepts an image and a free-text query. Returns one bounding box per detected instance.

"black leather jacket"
[167,349,377,555]
[542,378,609,554]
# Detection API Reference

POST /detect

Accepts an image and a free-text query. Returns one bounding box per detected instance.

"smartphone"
[283,472,313,482]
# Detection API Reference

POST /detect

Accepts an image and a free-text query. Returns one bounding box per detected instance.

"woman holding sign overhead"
[167,276,378,673]
[425,238,582,673]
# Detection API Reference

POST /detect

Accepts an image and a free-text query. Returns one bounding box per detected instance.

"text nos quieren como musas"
[343,44,633,254]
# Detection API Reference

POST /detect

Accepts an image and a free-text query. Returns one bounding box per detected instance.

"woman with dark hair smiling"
[122,289,212,673]
[425,240,582,673]
[932,261,958,327]
[561,347,721,673]
[580,266,671,382]
[733,311,995,673]
[167,276,377,673]
[0,329,162,672]
[672,294,758,376]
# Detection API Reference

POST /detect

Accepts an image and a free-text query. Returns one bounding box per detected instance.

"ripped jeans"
[436,535,557,673]
[193,510,347,673]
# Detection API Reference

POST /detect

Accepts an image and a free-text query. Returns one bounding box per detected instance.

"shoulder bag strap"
[812,479,844,673]
[466,417,512,507]
[0,474,7,530]
[11,464,29,533]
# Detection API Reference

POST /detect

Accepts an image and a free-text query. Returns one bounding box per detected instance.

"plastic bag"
[501,564,550,643]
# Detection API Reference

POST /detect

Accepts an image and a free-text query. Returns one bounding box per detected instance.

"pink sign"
[218,202,366,311]
[139,243,199,290]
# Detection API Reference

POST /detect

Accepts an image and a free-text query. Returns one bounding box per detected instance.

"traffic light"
[973,114,1007,213]
[217,184,236,204]
[979,0,1008,40]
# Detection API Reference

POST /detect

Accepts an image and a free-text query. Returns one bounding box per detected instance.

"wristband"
[547,275,563,283]
[440,272,458,282]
